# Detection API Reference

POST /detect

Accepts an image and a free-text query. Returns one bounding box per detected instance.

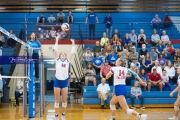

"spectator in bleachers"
[127,41,133,53]
[121,49,129,61]
[132,58,140,70]
[92,52,104,73]
[111,34,122,44]
[116,40,124,56]
[128,46,138,63]
[126,63,136,85]
[164,60,176,85]
[156,40,165,55]
[138,29,147,48]
[129,30,137,48]
[83,47,93,68]
[161,30,169,46]
[174,58,180,70]
[163,14,172,29]
[139,68,148,91]
[104,13,113,38]
[93,41,102,55]
[99,48,106,62]
[162,48,171,60]
[107,50,118,66]
[49,27,56,40]
[158,54,167,69]
[123,33,131,49]
[139,44,148,60]
[86,9,99,40]
[100,60,113,85]
[67,10,73,24]
[47,13,56,23]
[104,41,112,54]
[57,9,65,23]
[111,39,117,51]
[112,29,120,39]
[0,32,5,48]
[149,47,158,63]
[130,81,145,109]
[84,62,96,86]
[100,32,109,48]
[162,70,171,91]
[151,29,160,46]
[97,78,110,109]
[151,60,162,76]
[7,29,16,48]
[174,50,180,62]
[166,41,175,56]
[37,12,46,23]
[151,14,161,29]
[148,68,163,91]
[142,52,152,73]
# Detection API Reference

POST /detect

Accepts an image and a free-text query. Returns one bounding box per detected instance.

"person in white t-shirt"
[162,70,171,91]
[161,30,169,46]
[50,27,57,40]
[151,60,162,77]
[97,78,110,109]
[47,13,56,23]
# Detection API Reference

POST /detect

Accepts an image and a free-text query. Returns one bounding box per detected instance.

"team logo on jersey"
[95,60,101,64]
[61,63,66,67]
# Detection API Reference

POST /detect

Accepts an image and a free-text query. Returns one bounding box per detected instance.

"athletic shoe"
[54,114,59,120]
[61,114,66,120]
[109,117,115,120]
[140,114,147,120]
[131,106,136,109]
[168,116,178,120]
[140,106,145,110]
[101,105,104,109]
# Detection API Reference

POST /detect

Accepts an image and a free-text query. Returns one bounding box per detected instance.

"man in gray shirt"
[129,30,137,48]
[149,47,158,63]
[151,29,160,46]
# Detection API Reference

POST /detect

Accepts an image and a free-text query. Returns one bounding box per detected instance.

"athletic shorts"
[54,76,70,89]
[115,85,127,96]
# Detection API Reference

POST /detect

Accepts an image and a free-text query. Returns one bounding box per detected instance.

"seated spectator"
[97,78,110,109]
[128,46,138,63]
[148,68,163,91]
[99,48,107,62]
[37,12,46,23]
[151,14,161,29]
[162,48,171,60]
[156,40,165,55]
[84,63,96,86]
[7,29,16,47]
[149,47,158,63]
[121,49,129,61]
[111,34,122,44]
[174,50,180,62]
[127,41,133,53]
[151,60,162,76]
[116,40,124,56]
[57,9,65,23]
[139,68,148,91]
[142,52,153,73]
[93,41,102,55]
[67,10,73,24]
[151,29,160,46]
[138,29,147,48]
[49,27,56,40]
[111,39,117,51]
[132,57,140,70]
[126,63,136,85]
[166,41,175,56]
[104,13,113,38]
[123,33,131,48]
[139,44,148,60]
[174,58,180,69]
[83,48,93,68]
[158,54,167,69]
[92,52,104,73]
[104,41,112,54]
[100,32,109,48]
[129,30,137,48]
[130,81,145,109]
[100,60,113,85]
[112,29,120,38]
[162,70,171,91]
[163,14,172,29]
[164,60,176,85]
[47,13,56,23]
[107,50,118,66]
[0,32,5,48]
[161,30,169,46]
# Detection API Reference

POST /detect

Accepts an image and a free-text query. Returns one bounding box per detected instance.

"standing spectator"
[139,68,148,91]
[116,40,124,56]
[158,54,167,69]
[0,32,5,48]
[7,29,16,47]
[151,29,160,46]
[92,52,104,73]
[156,40,165,55]
[84,63,96,86]
[129,30,137,48]
[174,58,180,69]
[93,41,102,55]
[139,44,148,60]
[86,9,99,40]
[97,78,110,109]
[161,30,169,46]
[163,14,172,29]
[128,46,138,63]
[162,70,171,91]
[37,12,46,23]
[67,10,73,24]
[100,32,109,48]
[148,68,163,91]
[57,9,65,23]
[138,29,147,48]
[151,14,161,29]
[130,82,145,109]
[162,48,171,60]
[149,47,158,63]
[174,50,180,62]
[151,60,163,77]
[107,50,118,66]
[112,29,120,38]
[47,13,56,23]
[142,52,152,73]
[83,48,93,68]
[104,41,112,54]
[104,13,113,38]
[123,33,131,49]
[164,60,176,85]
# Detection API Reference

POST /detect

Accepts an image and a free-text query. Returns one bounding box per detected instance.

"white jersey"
[111,66,138,86]
[50,30,56,37]
[55,58,70,80]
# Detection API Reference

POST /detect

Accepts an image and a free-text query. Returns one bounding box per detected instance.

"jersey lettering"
[61,63,66,68]
[116,70,126,79]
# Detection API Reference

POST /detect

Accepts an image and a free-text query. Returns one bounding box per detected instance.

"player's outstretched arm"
[170,84,180,97]
[53,36,59,59]
[68,39,75,61]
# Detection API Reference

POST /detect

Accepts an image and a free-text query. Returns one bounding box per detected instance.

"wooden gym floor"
[0,102,179,120]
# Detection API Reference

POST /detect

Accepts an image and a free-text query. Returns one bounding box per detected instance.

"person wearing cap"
[163,14,172,29]
[121,49,129,61]
[161,30,169,46]
[151,29,160,47]
[148,68,163,91]
[93,41,102,55]
[127,41,133,52]
[139,44,148,60]
[104,13,113,38]
[123,33,131,49]
[92,52,104,73]
[107,50,118,66]
[83,47,93,68]
[149,47,158,63]
[151,60,162,77]
[128,46,138,63]
[100,32,109,48]
[129,30,137,48]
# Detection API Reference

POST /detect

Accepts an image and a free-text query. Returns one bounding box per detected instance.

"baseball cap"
[153,68,157,71]
[132,57,138,60]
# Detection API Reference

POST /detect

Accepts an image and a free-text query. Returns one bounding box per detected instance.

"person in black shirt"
[139,44,148,60]
[116,40,124,56]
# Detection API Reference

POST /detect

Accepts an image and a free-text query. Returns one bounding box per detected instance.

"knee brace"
[127,109,134,115]
[174,106,179,111]
[54,102,59,108]
[62,102,67,108]
[110,104,116,111]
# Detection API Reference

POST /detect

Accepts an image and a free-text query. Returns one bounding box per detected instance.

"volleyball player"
[106,58,147,120]
[53,35,75,120]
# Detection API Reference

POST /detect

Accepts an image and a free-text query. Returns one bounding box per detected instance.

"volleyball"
[61,23,70,32]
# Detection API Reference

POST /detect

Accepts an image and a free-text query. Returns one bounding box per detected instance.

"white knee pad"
[174,106,179,110]
[110,104,116,111]
[127,109,134,115]
[62,102,67,108]
[54,102,59,108]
